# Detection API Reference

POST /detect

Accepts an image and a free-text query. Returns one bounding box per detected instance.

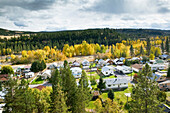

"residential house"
[149,73,166,83]
[41,70,52,79]
[113,58,124,66]
[70,67,82,78]
[159,54,169,60]
[104,78,129,90]
[131,64,143,72]
[24,66,31,72]
[82,59,90,66]
[149,64,165,70]
[119,57,125,61]
[155,59,164,64]
[149,60,156,64]
[101,66,114,76]
[72,60,80,67]
[105,59,114,65]
[115,65,133,74]
[48,63,57,69]
[0,74,9,82]
[24,72,34,78]
[159,80,170,91]
[131,57,140,61]
[98,59,106,66]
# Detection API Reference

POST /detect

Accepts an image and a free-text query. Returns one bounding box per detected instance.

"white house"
[70,67,82,78]
[113,58,124,65]
[98,59,106,66]
[159,54,169,60]
[25,72,34,78]
[131,57,140,61]
[120,57,125,61]
[41,70,52,79]
[115,65,133,74]
[72,61,80,67]
[82,59,90,66]
[24,66,31,72]
[101,66,114,76]
[149,64,165,70]
[104,78,129,90]
[48,63,57,69]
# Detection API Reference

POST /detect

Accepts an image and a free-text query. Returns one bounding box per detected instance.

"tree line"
[0,28,170,55]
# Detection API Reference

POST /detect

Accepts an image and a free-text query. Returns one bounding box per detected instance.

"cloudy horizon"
[0,0,170,31]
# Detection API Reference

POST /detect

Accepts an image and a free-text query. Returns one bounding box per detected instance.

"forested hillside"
[0,28,170,52]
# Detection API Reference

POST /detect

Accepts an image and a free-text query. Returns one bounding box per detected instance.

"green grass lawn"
[127,72,137,76]
[87,74,100,80]
[31,77,44,84]
[102,75,116,79]
[91,63,96,67]
[165,92,170,97]
[88,72,96,74]
[87,83,133,110]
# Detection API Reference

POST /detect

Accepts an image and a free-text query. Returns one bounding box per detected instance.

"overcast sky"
[0,0,170,31]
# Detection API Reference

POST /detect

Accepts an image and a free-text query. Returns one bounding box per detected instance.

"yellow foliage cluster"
[19,47,66,63]
[63,41,102,57]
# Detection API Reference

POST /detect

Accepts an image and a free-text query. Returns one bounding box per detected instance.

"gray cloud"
[158,7,170,13]
[121,15,135,20]
[0,0,57,11]
[81,0,170,14]
[83,0,125,14]
[0,0,170,31]
[14,21,28,27]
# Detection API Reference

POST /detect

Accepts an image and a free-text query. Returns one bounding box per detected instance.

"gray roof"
[104,78,128,85]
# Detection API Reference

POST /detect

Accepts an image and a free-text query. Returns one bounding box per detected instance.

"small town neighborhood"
[0,53,169,112]
[0,0,170,112]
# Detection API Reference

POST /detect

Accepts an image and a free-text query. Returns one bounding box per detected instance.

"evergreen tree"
[97,76,106,91]
[30,60,41,72]
[146,38,151,56]
[167,66,170,78]
[12,79,36,113]
[1,65,14,74]
[140,45,144,55]
[39,60,46,71]
[161,40,164,53]
[124,59,131,66]
[32,88,50,113]
[165,37,169,54]
[50,69,68,113]
[75,70,92,112]
[130,45,134,57]
[108,89,114,100]
[130,63,163,113]
[60,65,78,112]
[64,60,68,68]
[3,78,18,112]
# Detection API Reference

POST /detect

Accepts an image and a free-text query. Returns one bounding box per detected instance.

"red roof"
[0,74,9,78]
[0,77,8,81]
[34,85,46,91]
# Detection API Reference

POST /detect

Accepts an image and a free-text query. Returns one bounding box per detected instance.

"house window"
[113,84,115,86]
[108,85,111,87]
[124,83,126,85]
[106,72,108,74]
